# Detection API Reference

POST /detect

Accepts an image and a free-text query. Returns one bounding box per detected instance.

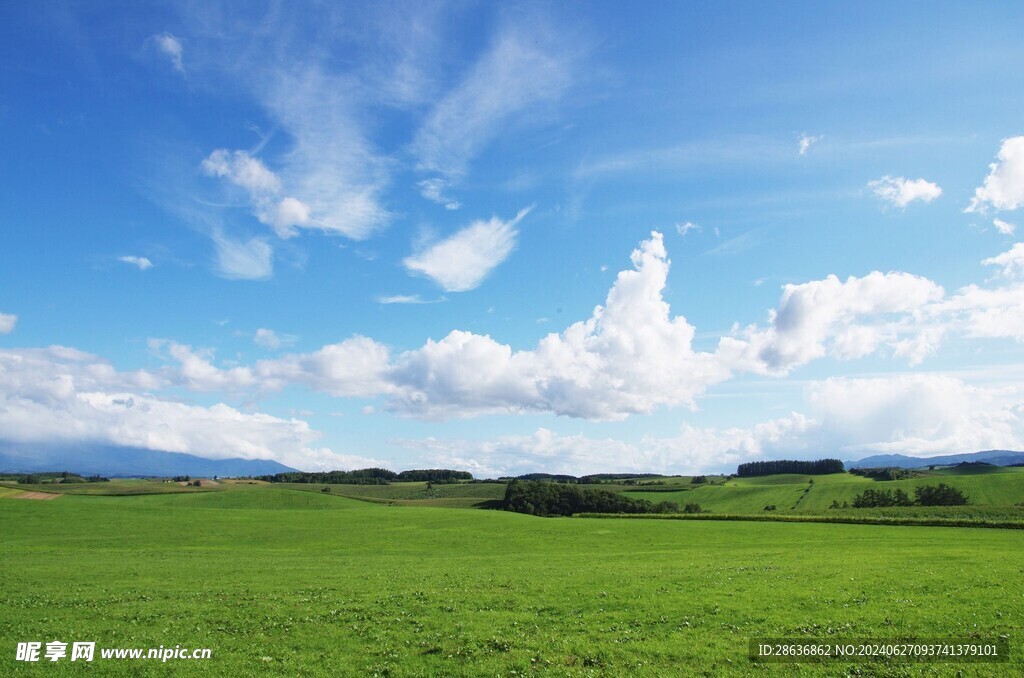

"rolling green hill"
[624,466,1024,514]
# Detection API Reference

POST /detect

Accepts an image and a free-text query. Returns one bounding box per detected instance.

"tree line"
[502,480,680,517]
[847,483,969,508]
[736,459,844,477]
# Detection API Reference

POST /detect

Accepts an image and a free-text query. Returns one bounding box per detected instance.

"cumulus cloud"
[396,373,1024,475]
[868,175,943,207]
[994,218,1017,236]
[154,337,395,399]
[152,33,184,73]
[807,374,1024,456]
[390,231,730,419]
[393,414,814,477]
[0,312,16,335]
[718,271,946,372]
[966,136,1024,213]
[798,134,821,155]
[148,235,1024,422]
[118,255,153,271]
[0,347,379,471]
[982,242,1024,280]
[403,207,530,292]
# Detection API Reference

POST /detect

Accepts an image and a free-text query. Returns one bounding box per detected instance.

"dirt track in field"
[11,492,62,500]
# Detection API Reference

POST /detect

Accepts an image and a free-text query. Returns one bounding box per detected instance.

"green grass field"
[2,482,1021,676]
[625,467,1024,515]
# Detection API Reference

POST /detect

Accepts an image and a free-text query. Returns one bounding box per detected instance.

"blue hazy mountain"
[0,442,296,477]
[845,450,1024,469]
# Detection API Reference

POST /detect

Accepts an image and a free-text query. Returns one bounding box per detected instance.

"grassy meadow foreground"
[1,474,1022,676]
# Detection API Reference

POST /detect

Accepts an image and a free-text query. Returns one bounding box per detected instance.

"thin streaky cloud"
[118,255,153,271]
[412,19,582,198]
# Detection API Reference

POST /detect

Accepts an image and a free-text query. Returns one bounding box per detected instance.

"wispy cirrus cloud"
[403,207,531,292]
[254,328,298,350]
[994,218,1017,236]
[152,32,184,73]
[412,19,583,204]
[210,229,274,281]
[798,133,821,155]
[375,294,445,305]
[675,221,701,237]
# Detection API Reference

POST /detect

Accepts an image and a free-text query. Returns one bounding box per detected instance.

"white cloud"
[718,271,946,372]
[255,337,396,398]
[412,21,579,193]
[0,312,16,335]
[202,149,313,239]
[210,229,274,281]
[375,295,443,305]
[403,207,529,291]
[982,242,1024,280]
[798,134,821,155]
[966,136,1024,213]
[153,33,184,73]
[0,347,379,471]
[149,236,1024,422]
[391,231,730,420]
[253,328,296,350]
[118,255,153,271]
[260,68,391,240]
[417,179,461,210]
[393,414,813,477]
[807,375,1024,456]
[675,221,700,236]
[994,218,1017,235]
[868,175,942,207]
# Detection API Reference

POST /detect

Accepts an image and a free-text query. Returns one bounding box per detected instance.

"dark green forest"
[502,480,679,517]
[736,459,844,477]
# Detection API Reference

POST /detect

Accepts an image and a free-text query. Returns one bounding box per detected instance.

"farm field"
[1,484,1021,676]
[623,467,1024,515]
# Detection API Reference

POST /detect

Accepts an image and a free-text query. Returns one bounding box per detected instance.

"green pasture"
[625,467,1024,514]
[1,484,1021,676]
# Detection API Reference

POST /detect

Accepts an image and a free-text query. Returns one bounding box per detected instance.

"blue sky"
[2,1,1024,475]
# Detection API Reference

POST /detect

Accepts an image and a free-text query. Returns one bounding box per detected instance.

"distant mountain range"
[845,450,1024,469]
[0,442,296,477]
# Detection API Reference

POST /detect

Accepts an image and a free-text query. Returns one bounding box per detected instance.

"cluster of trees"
[915,484,970,506]
[502,480,679,517]
[849,467,912,481]
[258,468,473,485]
[737,459,844,477]
[848,483,969,508]
[393,469,472,483]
